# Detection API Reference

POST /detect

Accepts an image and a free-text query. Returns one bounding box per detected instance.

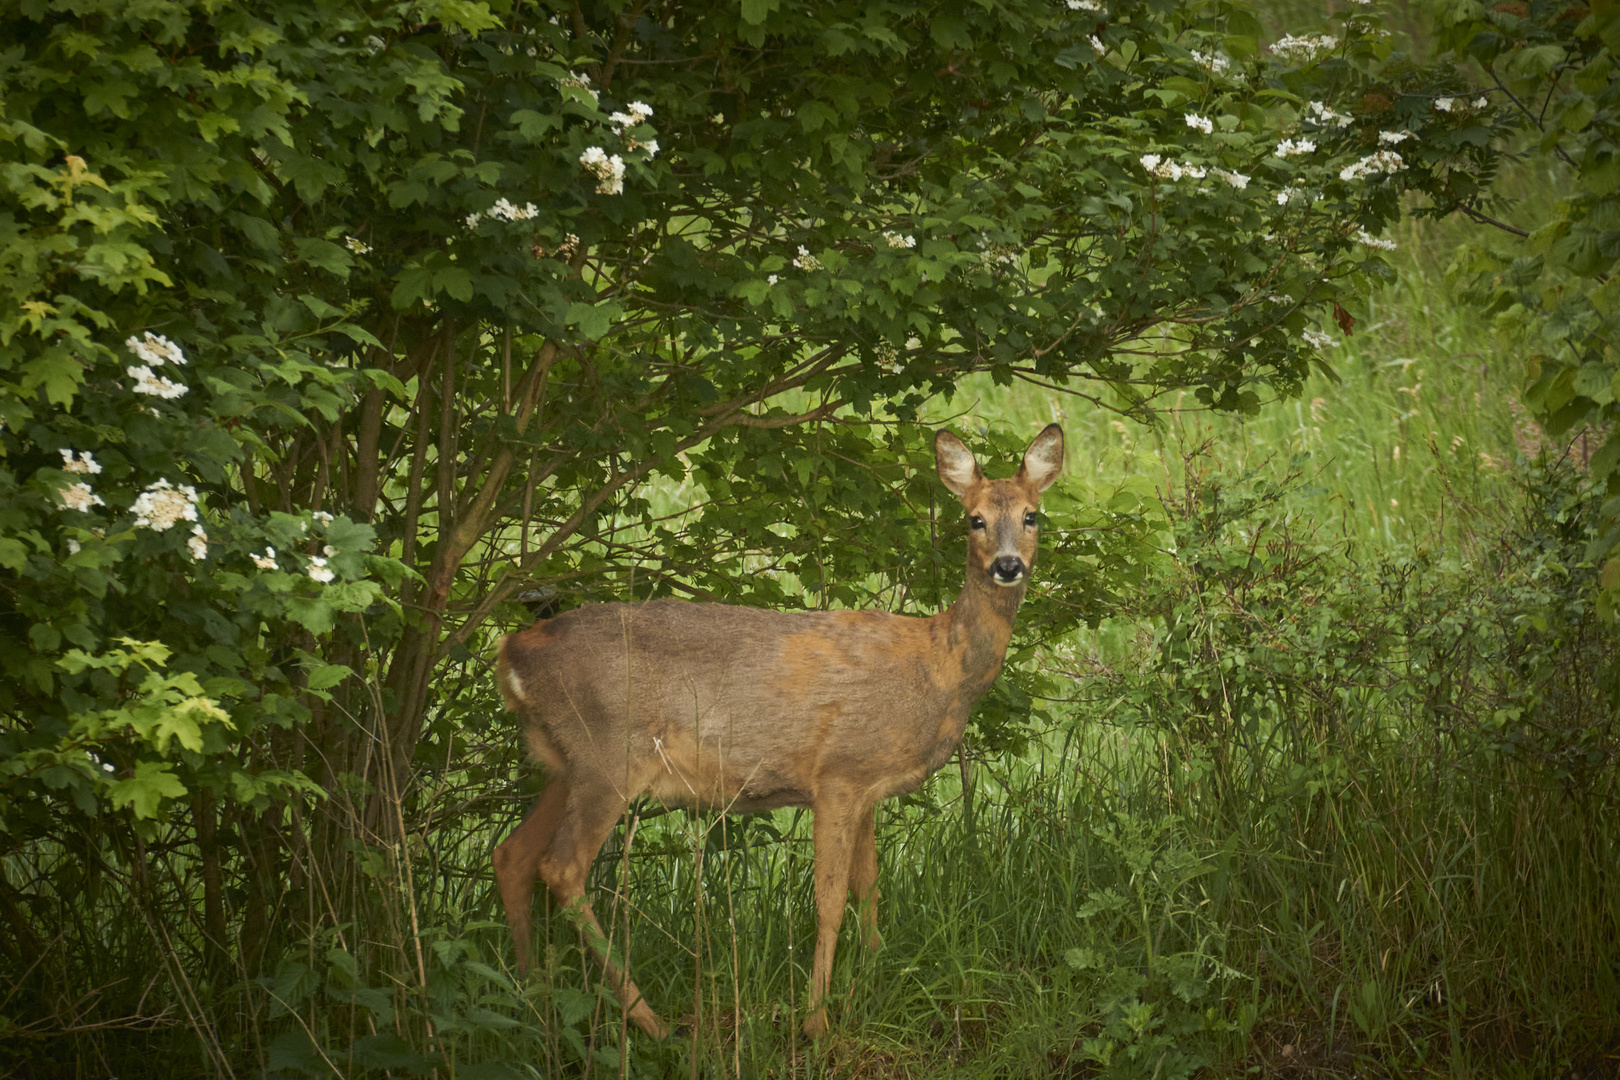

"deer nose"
[991,556,1025,586]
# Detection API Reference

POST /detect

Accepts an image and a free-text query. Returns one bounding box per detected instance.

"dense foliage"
[1434,0,1620,611]
[4,0,1606,1075]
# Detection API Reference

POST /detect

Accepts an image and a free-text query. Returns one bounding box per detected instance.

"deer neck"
[939,571,1024,692]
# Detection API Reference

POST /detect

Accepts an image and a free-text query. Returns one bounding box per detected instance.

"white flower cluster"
[610,101,660,156]
[1272,34,1338,63]
[126,332,185,367]
[561,70,599,104]
[1435,96,1490,113]
[1185,112,1213,135]
[1306,101,1354,128]
[1302,328,1337,349]
[1275,138,1316,157]
[1355,227,1398,251]
[187,524,208,561]
[251,547,278,570]
[466,198,541,229]
[1190,49,1230,75]
[308,556,335,583]
[979,242,1020,268]
[533,233,581,259]
[610,101,653,132]
[1089,34,1105,52]
[883,231,917,249]
[125,332,189,399]
[1141,154,1250,191]
[792,245,823,270]
[1067,0,1104,10]
[1378,130,1413,145]
[59,482,104,512]
[312,511,334,525]
[580,146,626,195]
[1339,150,1405,181]
[60,449,102,474]
[132,478,198,532]
[344,236,372,255]
[1275,185,1316,206]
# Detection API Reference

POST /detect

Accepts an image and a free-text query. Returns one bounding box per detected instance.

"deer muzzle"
[991,555,1026,586]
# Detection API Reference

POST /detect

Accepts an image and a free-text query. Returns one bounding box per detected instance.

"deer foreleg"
[848,806,882,951]
[493,779,570,974]
[804,797,861,1038]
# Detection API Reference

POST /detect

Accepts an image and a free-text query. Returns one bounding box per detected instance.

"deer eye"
[969,515,986,530]
[1024,512,1039,527]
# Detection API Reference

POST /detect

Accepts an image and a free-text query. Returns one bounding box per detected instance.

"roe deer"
[493,423,1064,1038]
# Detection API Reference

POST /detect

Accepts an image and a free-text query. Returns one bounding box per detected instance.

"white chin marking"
[993,576,1025,588]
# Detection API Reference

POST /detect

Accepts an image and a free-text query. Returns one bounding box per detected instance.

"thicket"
[1,0,1617,1076]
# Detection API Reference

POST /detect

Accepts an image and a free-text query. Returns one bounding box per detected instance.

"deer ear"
[1017,424,1065,492]
[934,430,982,498]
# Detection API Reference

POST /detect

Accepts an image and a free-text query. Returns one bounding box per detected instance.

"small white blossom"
[364,35,386,54]
[1213,168,1250,190]
[711,112,725,123]
[322,544,338,557]
[1306,101,1354,128]
[465,211,483,228]
[793,245,823,270]
[186,524,208,561]
[125,332,186,367]
[1185,112,1214,135]
[1275,138,1316,157]
[59,449,102,475]
[1378,130,1413,145]
[1355,227,1398,251]
[1067,0,1105,9]
[307,556,335,583]
[312,511,334,525]
[1272,34,1338,63]
[344,236,372,254]
[1140,154,1181,181]
[634,138,659,158]
[127,365,189,399]
[1473,96,1489,108]
[883,231,917,249]
[1302,328,1337,349]
[1089,34,1105,52]
[1276,185,1305,205]
[1190,49,1230,75]
[481,198,540,222]
[766,273,779,286]
[561,70,599,104]
[66,538,81,554]
[58,482,105,512]
[1434,97,1455,112]
[251,547,278,570]
[1339,149,1406,180]
[1181,163,1207,179]
[579,146,626,195]
[132,479,199,532]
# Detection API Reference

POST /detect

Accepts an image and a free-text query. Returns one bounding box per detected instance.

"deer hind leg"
[493,778,571,975]
[803,795,864,1039]
[538,779,668,1040]
[848,805,882,951]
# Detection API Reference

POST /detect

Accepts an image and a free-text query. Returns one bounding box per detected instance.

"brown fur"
[492,424,1064,1038]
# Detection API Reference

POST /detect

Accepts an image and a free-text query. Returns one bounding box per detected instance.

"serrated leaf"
[108,761,187,819]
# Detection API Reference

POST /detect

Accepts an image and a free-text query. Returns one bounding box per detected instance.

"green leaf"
[740,0,778,24]
[108,761,187,819]
[305,663,354,690]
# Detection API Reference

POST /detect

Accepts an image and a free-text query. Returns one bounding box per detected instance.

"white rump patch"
[504,667,526,702]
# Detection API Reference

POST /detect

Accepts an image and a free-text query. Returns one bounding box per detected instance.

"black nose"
[992,556,1025,582]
